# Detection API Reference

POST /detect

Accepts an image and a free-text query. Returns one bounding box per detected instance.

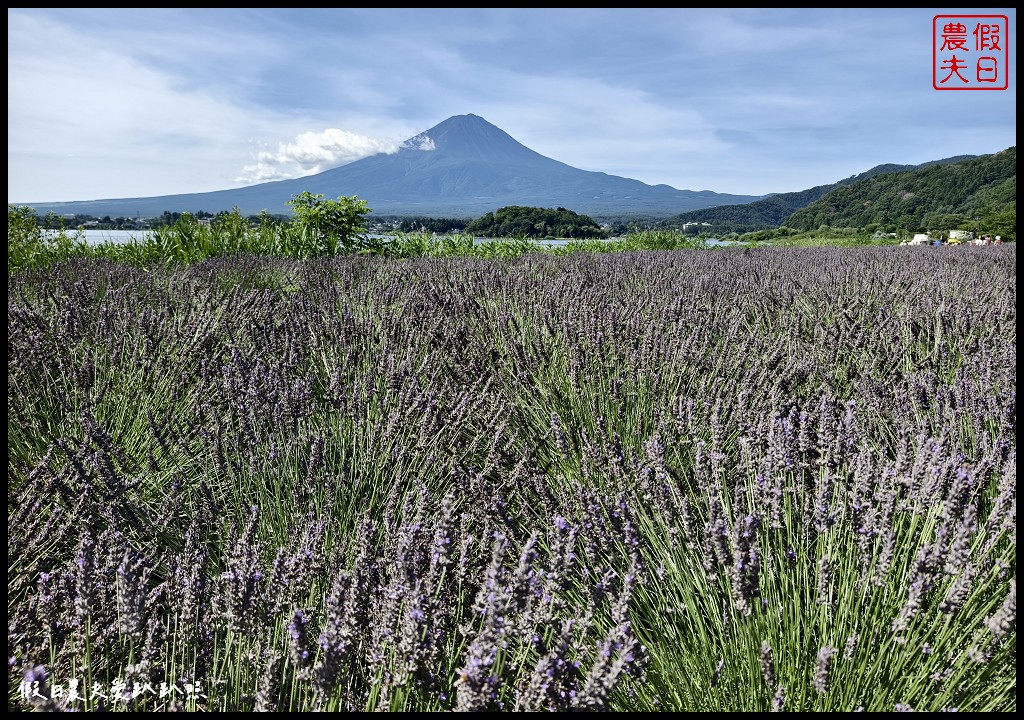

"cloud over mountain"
[236,128,405,183]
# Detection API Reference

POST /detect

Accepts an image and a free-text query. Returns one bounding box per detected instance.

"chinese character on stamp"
[934,15,1009,90]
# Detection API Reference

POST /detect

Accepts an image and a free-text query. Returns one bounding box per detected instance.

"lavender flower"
[817,555,833,607]
[814,646,836,694]
[984,577,1016,640]
[844,633,859,660]
[709,658,724,689]
[760,641,776,687]
[771,685,785,711]
[287,607,313,671]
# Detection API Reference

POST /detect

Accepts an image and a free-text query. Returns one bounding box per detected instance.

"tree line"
[660,147,1015,239]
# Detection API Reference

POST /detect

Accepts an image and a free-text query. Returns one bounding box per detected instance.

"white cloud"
[7,12,414,201]
[235,129,403,183]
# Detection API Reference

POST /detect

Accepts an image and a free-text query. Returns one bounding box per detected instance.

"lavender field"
[7,245,1016,711]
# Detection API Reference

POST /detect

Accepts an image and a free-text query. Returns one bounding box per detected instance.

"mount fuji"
[18,113,762,219]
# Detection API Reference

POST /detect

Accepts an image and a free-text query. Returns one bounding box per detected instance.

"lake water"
[42,228,154,246]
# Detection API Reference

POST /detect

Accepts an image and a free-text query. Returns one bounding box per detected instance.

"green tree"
[464,206,605,239]
[8,205,41,247]
[286,192,371,255]
[981,205,1016,241]
[8,204,86,272]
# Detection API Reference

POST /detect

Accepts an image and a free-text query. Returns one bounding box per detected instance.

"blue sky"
[7,8,1017,205]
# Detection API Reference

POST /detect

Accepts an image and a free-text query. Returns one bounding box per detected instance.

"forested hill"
[659,153,988,233]
[463,205,605,238]
[785,147,1015,232]
[661,184,840,233]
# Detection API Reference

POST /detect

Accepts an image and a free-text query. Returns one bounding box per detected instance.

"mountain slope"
[14,114,760,220]
[659,154,985,233]
[785,147,1015,231]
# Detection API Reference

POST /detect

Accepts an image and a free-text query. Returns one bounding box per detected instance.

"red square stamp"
[933,15,1009,90]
